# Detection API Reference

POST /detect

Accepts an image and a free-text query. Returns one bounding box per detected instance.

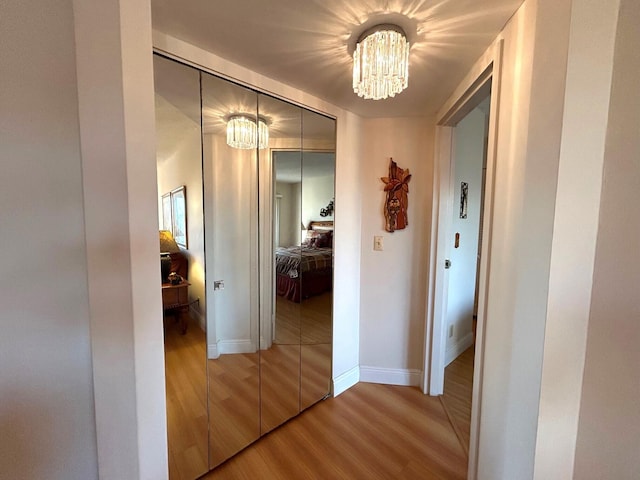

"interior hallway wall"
[460,0,572,477]
[0,1,99,478]
[573,0,640,477]
[359,117,434,385]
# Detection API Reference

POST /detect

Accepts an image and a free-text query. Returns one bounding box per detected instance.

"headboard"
[308,220,334,232]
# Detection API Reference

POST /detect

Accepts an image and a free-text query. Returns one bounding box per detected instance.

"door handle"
[445,259,452,269]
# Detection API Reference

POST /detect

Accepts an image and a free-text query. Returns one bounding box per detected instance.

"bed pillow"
[302,230,320,246]
[314,231,333,248]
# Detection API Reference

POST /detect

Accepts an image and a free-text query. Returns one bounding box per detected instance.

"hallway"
[204,382,467,479]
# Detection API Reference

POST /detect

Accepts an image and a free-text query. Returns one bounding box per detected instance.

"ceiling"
[151,0,523,118]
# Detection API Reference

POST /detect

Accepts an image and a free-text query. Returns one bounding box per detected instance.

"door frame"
[422,39,503,479]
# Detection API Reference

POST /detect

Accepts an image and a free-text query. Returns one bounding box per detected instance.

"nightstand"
[162,280,190,334]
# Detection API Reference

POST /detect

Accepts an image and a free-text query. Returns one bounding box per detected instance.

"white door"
[444,106,487,366]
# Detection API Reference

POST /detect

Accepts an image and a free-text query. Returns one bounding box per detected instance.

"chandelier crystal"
[353,24,410,100]
[226,115,269,150]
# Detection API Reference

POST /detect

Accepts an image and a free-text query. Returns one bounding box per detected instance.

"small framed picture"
[162,193,172,231]
[162,185,187,248]
[460,182,468,219]
[170,186,187,248]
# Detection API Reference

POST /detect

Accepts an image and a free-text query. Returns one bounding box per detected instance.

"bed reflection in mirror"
[272,108,335,414]
[259,94,302,434]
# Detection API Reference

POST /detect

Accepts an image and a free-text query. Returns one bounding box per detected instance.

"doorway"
[424,39,503,480]
[440,94,491,456]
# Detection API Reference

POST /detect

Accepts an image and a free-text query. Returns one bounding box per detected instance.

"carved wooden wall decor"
[381,158,411,232]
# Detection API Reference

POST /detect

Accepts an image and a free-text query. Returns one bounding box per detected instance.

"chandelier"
[352,24,410,100]
[226,115,269,150]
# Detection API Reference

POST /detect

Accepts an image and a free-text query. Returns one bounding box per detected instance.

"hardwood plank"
[164,314,209,479]
[442,346,474,454]
[203,383,468,480]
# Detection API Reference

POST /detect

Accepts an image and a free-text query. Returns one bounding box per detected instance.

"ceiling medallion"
[226,115,269,150]
[352,24,410,100]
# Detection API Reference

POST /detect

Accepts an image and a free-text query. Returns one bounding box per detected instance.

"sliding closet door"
[201,72,261,469]
[259,94,303,434]
[153,55,208,480]
[300,110,336,410]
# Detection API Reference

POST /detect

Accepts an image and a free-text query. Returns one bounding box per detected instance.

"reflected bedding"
[275,246,333,279]
[275,246,333,302]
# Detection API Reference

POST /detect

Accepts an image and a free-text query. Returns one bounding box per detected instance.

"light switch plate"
[373,236,383,251]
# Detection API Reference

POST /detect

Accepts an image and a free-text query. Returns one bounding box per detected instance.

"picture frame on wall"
[171,186,187,248]
[162,193,172,231]
[162,185,188,248]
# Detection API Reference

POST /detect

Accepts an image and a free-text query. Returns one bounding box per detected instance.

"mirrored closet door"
[201,72,262,469]
[153,55,209,480]
[153,53,336,479]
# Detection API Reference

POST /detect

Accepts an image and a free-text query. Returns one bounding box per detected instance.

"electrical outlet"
[373,235,383,251]
[448,325,454,338]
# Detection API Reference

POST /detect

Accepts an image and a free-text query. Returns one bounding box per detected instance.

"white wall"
[155,83,207,326]
[203,134,259,357]
[74,0,167,478]
[457,0,573,477]
[275,181,300,247]
[533,0,621,478]
[0,1,99,478]
[302,175,335,228]
[445,107,486,364]
[573,0,640,477]
[359,117,434,386]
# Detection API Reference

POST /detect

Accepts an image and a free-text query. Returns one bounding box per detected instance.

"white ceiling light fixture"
[353,24,410,100]
[226,115,269,149]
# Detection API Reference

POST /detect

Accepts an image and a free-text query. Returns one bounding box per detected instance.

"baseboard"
[332,365,360,396]
[208,339,256,359]
[359,366,422,387]
[445,332,474,366]
[189,304,205,331]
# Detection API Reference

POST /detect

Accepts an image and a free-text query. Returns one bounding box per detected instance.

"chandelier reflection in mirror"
[352,24,410,100]
[226,115,269,149]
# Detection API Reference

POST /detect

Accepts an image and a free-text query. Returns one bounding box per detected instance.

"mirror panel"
[153,55,208,480]
[300,110,336,410]
[259,93,302,434]
[155,54,336,478]
[201,72,261,468]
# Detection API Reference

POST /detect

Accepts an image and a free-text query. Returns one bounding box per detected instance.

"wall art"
[460,181,468,219]
[381,158,411,232]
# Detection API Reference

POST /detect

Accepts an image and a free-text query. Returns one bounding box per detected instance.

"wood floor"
[441,346,475,455]
[164,314,209,480]
[166,301,472,480]
[202,382,468,480]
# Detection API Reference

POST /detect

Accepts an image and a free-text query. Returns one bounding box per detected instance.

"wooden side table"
[162,280,190,334]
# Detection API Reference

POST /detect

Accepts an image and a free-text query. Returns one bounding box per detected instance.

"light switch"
[373,235,383,251]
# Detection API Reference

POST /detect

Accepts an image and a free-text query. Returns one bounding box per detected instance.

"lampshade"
[352,24,410,100]
[159,230,181,253]
[226,115,269,150]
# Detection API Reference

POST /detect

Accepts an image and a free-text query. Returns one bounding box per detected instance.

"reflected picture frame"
[162,185,187,248]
